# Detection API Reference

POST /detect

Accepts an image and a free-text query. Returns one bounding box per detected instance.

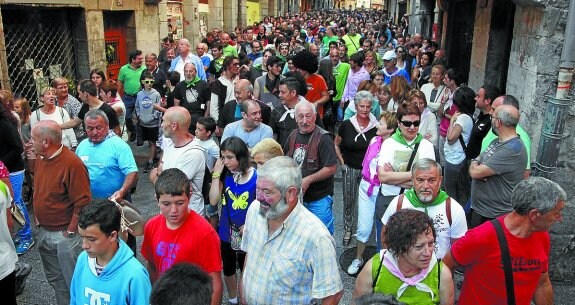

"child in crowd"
[135,71,163,172]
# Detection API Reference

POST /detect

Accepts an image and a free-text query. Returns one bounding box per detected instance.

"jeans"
[10,171,32,242]
[123,94,136,133]
[304,195,334,235]
[37,226,82,305]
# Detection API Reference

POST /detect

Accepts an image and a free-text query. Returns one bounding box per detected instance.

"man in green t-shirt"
[118,49,145,141]
[321,27,339,57]
[221,32,238,58]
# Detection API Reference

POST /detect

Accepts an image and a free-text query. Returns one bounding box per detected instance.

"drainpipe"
[533,0,575,178]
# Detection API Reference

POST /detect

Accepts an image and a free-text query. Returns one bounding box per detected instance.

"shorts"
[221,241,246,276]
[140,125,159,142]
[205,204,219,218]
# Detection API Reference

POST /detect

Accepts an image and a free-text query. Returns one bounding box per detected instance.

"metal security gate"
[2,6,78,104]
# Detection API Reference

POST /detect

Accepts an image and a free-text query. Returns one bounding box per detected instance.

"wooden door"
[104,28,127,81]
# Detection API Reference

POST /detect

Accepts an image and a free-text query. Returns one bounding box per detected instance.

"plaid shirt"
[241,200,343,304]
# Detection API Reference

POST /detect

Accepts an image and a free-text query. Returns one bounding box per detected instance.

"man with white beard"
[380,158,468,259]
[239,156,343,305]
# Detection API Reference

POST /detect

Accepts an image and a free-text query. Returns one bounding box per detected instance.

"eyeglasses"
[401,120,421,127]
[143,80,154,84]
[232,63,241,66]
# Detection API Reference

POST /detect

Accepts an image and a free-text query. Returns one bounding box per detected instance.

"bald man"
[216,78,271,136]
[468,103,527,228]
[32,120,91,305]
[153,106,207,216]
[220,32,238,58]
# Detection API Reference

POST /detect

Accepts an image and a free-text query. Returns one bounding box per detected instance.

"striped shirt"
[241,200,343,304]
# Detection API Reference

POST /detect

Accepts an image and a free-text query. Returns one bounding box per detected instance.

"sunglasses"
[401,120,421,127]
[142,80,154,84]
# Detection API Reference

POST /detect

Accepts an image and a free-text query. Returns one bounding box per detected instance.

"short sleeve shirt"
[78,102,120,130]
[141,212,222,276]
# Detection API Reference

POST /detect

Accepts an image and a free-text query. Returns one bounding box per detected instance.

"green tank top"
[371,252,441,305]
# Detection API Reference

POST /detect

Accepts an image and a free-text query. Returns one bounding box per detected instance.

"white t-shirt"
[444,113,473,164]
[0,182,17,280]
[377,137,436,196]
[191,138,220,172]
[161,138,206,215]
[381,194,468,258]
[30,107,77,148]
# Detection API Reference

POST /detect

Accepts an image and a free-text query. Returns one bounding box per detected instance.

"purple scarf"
[361,136,383,196]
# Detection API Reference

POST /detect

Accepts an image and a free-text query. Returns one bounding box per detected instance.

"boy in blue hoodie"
[70,199,151,305]
[136,71,163,172]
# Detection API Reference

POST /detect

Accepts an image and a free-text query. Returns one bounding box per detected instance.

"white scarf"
[381,250,438,301]
[278,96,308,122]
[350,113,378,142]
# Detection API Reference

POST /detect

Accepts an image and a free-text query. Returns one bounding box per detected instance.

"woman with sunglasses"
[394,46,408,71]
[375,102,436,250]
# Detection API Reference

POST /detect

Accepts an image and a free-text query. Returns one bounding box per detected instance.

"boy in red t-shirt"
[142,168,223,305]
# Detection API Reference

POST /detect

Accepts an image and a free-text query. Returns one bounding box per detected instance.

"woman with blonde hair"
[388,76,411,111]
[363,50,381,75]
[30,87,77,149]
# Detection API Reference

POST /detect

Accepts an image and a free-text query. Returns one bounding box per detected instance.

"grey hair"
[354,90,374,105]
[497,106,519,127]
[179,38,191,47]
[85,109,109,125]
[257,156,302,200]
[34,120,62,144]
[411,158,442,176]
[512,177,566,215]
[294,99,316,115]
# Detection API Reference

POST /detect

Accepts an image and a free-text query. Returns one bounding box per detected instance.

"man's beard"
[416,189,435,203]
[259,197,289,219]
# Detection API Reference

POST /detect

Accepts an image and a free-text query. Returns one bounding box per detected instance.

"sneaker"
[137,138,144,146]
[143,161,154,173]
[16,239,35,255]
[129,133,136,142]
[347,258,364,275]
[14,262,32,295]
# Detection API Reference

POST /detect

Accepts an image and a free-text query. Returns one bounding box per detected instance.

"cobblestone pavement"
[16,142,575,304]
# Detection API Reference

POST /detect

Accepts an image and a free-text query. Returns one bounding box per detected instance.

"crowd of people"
[0,7,566,305]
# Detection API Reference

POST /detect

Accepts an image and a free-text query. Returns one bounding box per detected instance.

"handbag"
[375,143,420,220]
[226,203,242,251]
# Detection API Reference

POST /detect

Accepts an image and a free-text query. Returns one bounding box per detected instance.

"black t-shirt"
[78,102,120,130]
[337,120,377,169]
[269,105,325,147]
[173,80,210,117]
[466,112,492,159]
[283,129,337,202]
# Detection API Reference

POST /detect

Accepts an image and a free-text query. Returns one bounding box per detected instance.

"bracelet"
[212,173,221,179]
